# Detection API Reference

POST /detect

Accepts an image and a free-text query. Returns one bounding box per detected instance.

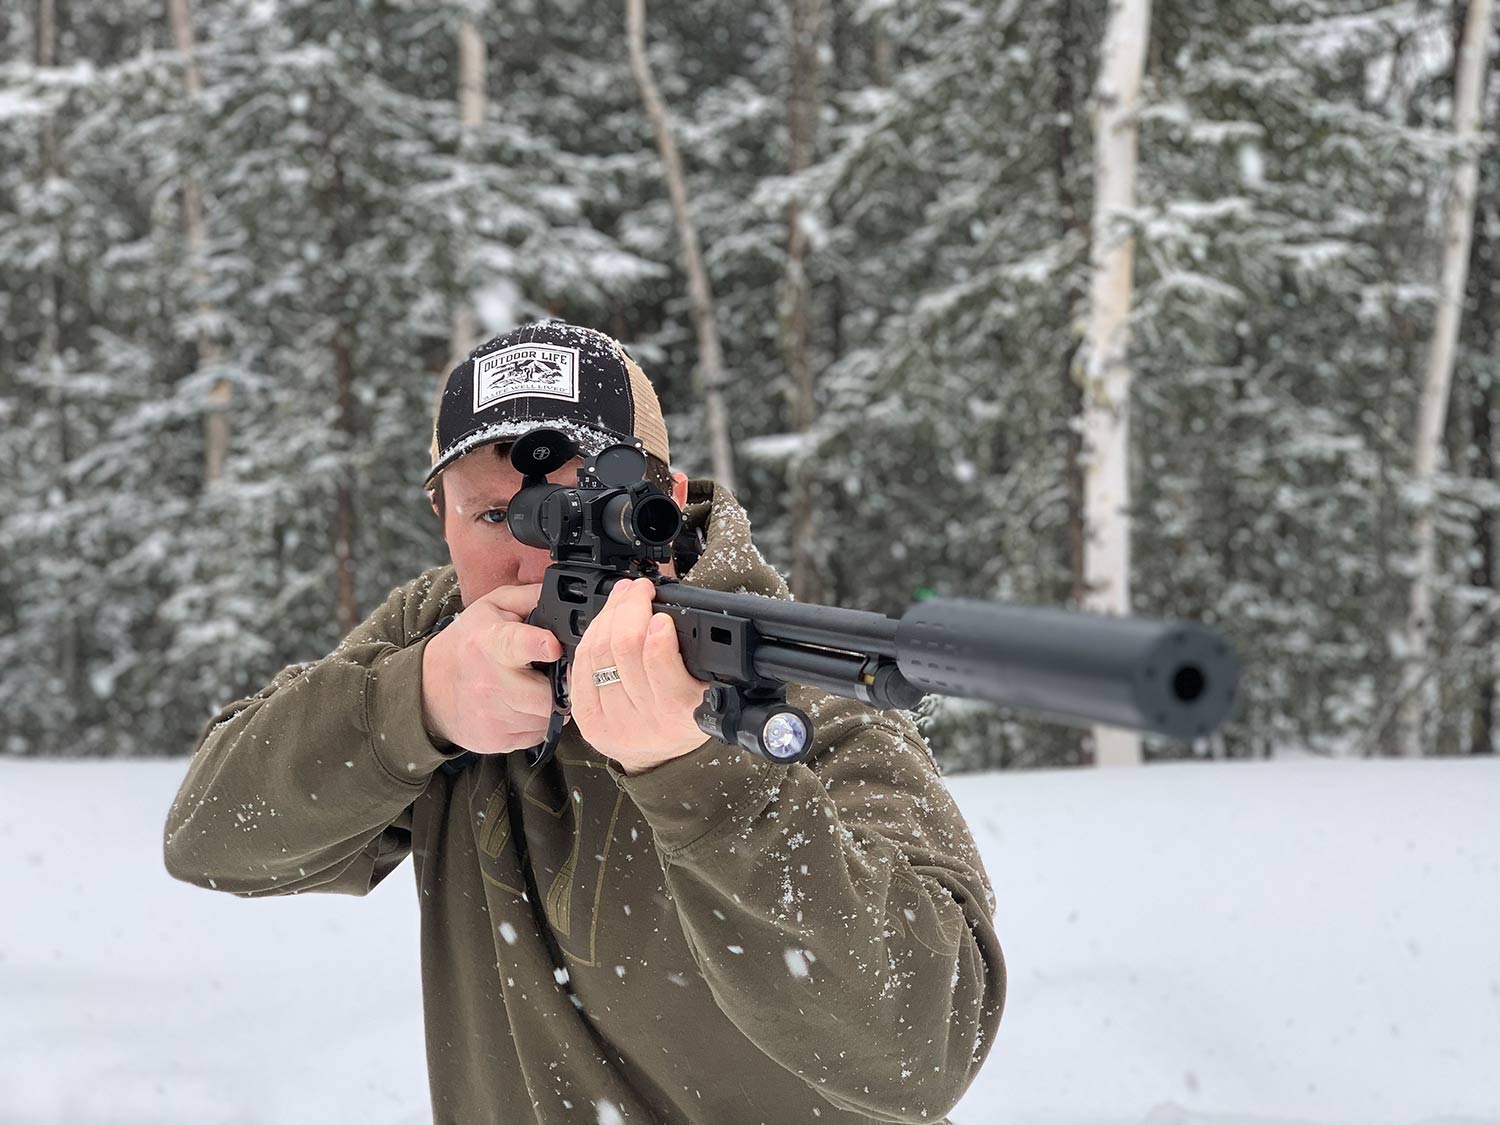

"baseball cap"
[424,321,671,489]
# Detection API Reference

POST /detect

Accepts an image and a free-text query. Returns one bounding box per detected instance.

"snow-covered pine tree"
[1132,0,1454,758]
[0,0,212,755]
[797,0,1101,768]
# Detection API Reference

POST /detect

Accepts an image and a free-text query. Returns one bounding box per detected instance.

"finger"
[568,651,600,731]
[572,578,619,681]
[643,609,712,712]
[604,578,655,717]
[474,582,546,621]
[504,719,552,744]
[574,579,630,725]
[471,604,523,626]
[469,585,553,660]
[572,579,632,729]
[496,666,555,719]
[491,619,563,669]
[481,721,550,754]
[587,584,635,728]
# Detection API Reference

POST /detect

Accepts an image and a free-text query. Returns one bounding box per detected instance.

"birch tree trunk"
[448,16,485,367]
[1398,0,1494,758]
[167,0,230,485]
[783,0,824,603]
[1079,0,1152,767]
[625,0,736,493]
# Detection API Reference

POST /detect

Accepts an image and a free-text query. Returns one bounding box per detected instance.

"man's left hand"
[569,577,713,775]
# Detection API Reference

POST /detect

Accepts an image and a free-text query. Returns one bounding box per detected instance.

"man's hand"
[570,577,713,775]
[420,583,563,754]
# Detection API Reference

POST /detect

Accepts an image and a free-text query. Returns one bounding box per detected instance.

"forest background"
[2,0,1497,771]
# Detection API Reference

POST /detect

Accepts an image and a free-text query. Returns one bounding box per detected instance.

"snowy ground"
[2,757,1497,1125]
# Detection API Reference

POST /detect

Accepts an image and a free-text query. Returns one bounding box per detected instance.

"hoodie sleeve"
[611,689,1005,1124]
[163,570,464,898]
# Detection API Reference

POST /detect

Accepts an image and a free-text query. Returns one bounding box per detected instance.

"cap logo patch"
[473,344,581,413]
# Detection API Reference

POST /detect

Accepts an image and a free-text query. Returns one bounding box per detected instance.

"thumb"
[471,582,546,621]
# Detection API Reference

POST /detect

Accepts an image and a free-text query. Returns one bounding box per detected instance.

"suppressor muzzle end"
[1136,627,1240,741]
[894,598,1241,740]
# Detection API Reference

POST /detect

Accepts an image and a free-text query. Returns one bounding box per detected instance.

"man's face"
[436,445,688,606]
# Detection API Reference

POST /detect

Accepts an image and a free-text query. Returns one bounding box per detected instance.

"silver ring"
[592,666,622,688]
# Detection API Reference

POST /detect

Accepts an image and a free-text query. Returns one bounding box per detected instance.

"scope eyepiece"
[505,482,572,551]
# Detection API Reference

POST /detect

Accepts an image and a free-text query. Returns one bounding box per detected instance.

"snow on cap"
[424,321,671,489]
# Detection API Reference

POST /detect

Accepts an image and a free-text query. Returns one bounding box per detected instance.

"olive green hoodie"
[164,482,1005,1124]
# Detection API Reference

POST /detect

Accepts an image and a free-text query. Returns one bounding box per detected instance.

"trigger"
[526,711,568,769]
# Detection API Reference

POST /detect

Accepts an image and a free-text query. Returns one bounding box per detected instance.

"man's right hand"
[420,583,563,754]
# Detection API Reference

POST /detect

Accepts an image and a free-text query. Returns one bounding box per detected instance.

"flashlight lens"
[761,712,810,762]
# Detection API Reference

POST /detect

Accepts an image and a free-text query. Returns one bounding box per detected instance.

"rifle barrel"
[653,584,1240,741]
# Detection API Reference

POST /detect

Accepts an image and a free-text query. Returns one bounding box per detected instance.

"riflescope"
[506,429,681,566]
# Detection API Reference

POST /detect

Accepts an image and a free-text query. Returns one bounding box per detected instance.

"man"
[164,320,1005,1125]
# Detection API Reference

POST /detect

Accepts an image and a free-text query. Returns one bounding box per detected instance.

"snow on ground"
[1,758,1497,1125]
[946,759,1500,1125]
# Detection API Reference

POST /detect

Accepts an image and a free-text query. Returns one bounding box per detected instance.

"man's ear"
[670,470,689,509]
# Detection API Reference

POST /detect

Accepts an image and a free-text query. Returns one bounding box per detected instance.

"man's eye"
[479,509,508,526]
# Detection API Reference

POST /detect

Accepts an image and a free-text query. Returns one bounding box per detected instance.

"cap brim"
[421,419,633,489]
